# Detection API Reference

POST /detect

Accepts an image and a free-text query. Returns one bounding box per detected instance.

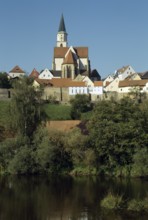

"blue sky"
[1,0,148,78]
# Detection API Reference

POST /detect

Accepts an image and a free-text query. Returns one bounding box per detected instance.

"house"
[29,68,39,79]
[34,77,103,102]
[118,79,148,93]
[90,69,101,81]
[139,71,148,79]
[74,74,94,87]
[125,72,141,81]
[115,65,135,80]
[51,14,91,79]
[9,65,26,78]
[104,65,136,92]
[39,68,54,79]
[104,76,120,92]
[103,74,114,87]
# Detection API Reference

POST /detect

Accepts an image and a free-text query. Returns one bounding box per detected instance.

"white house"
[116,65,135,81]
[118,80,148,93]
[103,74,114,87]
[39,68,54,79]
[74,74,94,87]
[105,77,120,92]
[9,65,26,78]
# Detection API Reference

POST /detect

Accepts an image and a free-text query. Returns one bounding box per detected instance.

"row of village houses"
[3,64,148,102]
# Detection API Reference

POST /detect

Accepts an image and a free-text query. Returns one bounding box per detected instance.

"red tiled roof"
[105,81,111,86]
[94,81,103,86]
[29,68,39,78]
[62,50,77,65]
[119,79,148,87]
[54,47,88,58]
[9,65,25,73]
[35,78,86,87]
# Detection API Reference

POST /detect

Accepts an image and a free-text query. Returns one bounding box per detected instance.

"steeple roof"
[58,14,66,32]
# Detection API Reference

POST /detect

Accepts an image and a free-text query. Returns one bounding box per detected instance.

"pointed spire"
[58,14,66,32]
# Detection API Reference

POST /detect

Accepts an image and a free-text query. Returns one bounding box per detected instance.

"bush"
[70,94,92,119]
[127,197,148,212]
[100,192,124,210]
[131,148,148,177]
[8,146,37,174]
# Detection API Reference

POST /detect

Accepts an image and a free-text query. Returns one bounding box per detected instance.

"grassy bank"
[0,101,72,126]
[43,103,72,120]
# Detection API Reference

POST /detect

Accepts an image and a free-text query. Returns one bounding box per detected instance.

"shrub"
[100,192,124,210]
[128,197,148,212]
[8,146,37,174]
[131,148,148,177]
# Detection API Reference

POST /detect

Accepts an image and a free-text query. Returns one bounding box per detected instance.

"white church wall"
[55,58,64,70]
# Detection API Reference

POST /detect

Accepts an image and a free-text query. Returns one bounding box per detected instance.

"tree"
[10,77,43,139]
[70,94,92,119]
[131,147,148,177]
[88,97,146,176]
[0,72,11,88]
[34,127,73,173]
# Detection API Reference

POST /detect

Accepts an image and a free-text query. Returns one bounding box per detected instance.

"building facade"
[51,15,91,79]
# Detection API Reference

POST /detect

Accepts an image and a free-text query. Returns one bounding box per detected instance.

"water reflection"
[0,175,147,220]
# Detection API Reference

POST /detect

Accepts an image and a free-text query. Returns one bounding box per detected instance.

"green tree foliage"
[0,72,11,88]
[0,136,29,173]
[88,97,148,176]
[65,128,96,174]
[34,126,73,173]
[10,77,43,139]
[8,145,37,174]
[70,94,92,119]
[131,147,148,177]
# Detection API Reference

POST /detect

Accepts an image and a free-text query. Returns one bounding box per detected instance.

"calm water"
[0,175,147,220]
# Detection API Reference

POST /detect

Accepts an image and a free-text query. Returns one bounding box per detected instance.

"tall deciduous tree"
[10,77,43,139]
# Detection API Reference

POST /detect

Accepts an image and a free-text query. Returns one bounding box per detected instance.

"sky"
[0,0,148,78]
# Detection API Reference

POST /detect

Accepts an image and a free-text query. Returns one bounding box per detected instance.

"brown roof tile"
[29,68,39,78]
[119,79,148,87]
[94,81,103,86]
[54,47,88,58]
[9,65,25,73]
[62,50,77,65]
[35,78,86,87]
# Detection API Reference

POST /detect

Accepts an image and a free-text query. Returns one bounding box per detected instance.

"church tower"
[57,14,68,47]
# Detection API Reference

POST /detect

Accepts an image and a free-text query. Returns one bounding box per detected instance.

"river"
[0,175,147,220]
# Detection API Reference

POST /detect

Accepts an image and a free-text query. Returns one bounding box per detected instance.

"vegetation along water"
[0,77,148,219]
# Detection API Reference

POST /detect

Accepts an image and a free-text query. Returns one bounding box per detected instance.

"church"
[51,14,96,80]
[30,14,103,102]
